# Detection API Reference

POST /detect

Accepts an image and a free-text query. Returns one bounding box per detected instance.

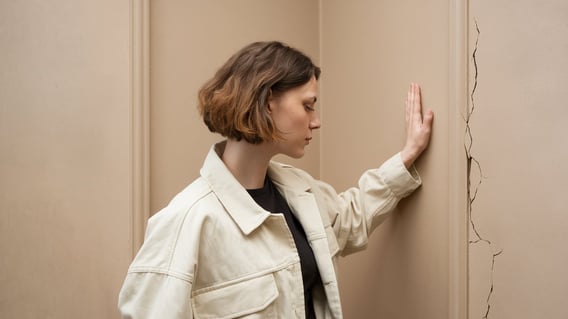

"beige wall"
[320,1,465,318]
[151,1,466,318]
[7,0,568,318]
[0,1,143,318]
[150,0,321,213]
[468,0,568,318]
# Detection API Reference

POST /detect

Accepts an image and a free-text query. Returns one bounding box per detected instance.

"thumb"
[423,109,434,127]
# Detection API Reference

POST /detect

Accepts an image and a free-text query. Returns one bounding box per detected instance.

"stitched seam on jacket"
[191,257,298,296]
[166,184,213,278]
[127,266,194,284]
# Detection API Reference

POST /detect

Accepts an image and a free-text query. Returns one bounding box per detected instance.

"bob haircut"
[197,41,321,144]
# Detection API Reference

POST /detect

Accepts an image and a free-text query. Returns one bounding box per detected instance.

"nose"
[309,112,321,130]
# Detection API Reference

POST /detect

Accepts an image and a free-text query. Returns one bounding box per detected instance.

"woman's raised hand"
[401,83,434,168]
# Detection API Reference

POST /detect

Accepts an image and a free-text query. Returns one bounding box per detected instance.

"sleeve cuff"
[378,152,422,198]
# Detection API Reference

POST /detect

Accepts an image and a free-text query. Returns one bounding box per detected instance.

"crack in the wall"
[466,19,503,319]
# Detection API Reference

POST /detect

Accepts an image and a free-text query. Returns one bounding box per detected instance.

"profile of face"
[268,76,321,158]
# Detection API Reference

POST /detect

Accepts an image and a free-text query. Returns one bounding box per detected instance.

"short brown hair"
[197,41,321,144]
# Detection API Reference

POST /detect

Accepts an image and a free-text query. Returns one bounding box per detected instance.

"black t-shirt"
[247,177,321,319]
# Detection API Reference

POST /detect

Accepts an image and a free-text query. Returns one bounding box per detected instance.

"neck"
[221,139,276,189]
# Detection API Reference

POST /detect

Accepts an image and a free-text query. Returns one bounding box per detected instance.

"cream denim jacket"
[118,142,421,319]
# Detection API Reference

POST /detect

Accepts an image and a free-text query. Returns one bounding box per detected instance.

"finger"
[413,83,423,122]
[406,88,411,123]
[407,83,415,125]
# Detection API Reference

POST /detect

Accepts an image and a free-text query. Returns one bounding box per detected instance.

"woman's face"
[268,76,321,158]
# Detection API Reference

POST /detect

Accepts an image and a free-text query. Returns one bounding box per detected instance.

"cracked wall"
[149,1,568,318]
[468,1,568,318]
[467,19,503,319]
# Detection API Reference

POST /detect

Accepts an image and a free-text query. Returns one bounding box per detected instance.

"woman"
[118,41,433,318]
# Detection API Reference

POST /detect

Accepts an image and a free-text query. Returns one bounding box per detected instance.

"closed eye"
[304,96,317,112]
[304,104,315,111]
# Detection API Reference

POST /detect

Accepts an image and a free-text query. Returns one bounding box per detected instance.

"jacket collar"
[200,141,316,236]
[200,142,269,235]
[268,161,311,194]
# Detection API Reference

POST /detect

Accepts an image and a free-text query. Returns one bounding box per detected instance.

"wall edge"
[448,0,469,317]
[130,0,151,257]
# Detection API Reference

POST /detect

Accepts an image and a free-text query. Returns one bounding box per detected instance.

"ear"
[266,89,275,114]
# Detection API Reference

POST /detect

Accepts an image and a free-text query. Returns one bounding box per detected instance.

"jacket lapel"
[268,162,343,318]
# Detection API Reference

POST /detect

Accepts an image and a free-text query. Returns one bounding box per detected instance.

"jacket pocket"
[192,273,279,319]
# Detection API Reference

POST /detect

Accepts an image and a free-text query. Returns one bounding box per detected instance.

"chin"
[275,142,307,159]
[286,148,306,159]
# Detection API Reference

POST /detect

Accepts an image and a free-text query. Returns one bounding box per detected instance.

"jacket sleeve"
[117,194,201,319]
[118,271,193,319]
[312,152,422,256]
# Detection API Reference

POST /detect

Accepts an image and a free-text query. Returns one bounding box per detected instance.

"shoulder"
[129,177,226,274]
[147,178,214,229]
